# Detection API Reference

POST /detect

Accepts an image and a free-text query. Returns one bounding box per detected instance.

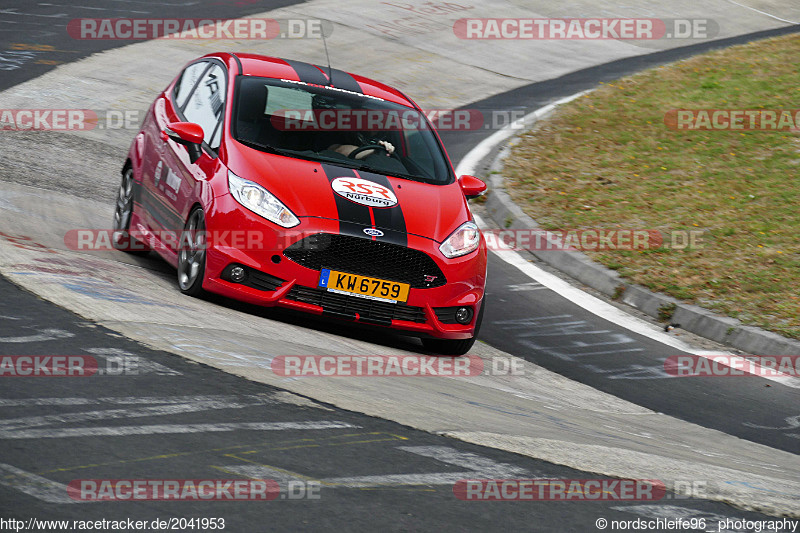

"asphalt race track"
[1,1,799,531]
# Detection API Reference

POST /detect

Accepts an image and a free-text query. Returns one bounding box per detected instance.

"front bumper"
[202,195,487,340]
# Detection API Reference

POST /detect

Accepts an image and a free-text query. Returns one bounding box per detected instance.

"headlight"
[228,170,299,228]
[439,221,480,258]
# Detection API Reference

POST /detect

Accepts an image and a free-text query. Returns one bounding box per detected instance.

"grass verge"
[503,33,800,339]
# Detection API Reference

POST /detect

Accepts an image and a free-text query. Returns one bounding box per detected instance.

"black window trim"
[173,60,211,112]
[170,57,229,159]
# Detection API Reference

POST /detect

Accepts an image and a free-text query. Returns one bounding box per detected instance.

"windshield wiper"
[237,139,357,166]
[346,163,435,184]
[236,138,293,157]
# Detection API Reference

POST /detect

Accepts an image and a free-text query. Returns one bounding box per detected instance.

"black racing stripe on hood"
[356,170,408,248]
[320,163,373,237]
[283,59,330,86]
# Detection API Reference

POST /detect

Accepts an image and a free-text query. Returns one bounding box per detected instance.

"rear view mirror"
[458,175,487,199]
[163,122,204,163]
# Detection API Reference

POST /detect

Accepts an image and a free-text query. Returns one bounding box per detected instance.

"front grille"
[286,286,427,324]
[283,233,446,289]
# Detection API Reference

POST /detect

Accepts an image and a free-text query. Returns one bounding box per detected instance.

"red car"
[113,52,487,354]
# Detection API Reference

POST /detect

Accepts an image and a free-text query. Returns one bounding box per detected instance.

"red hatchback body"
[114,52,487,354]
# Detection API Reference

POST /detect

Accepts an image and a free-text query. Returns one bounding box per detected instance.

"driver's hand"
[377,140,395,155]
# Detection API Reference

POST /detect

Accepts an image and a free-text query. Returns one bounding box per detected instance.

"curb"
[482,106,800,357]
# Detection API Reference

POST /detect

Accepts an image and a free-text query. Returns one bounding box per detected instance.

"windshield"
[232,76,453,184]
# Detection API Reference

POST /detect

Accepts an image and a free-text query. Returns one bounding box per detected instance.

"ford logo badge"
[363,228,384,237]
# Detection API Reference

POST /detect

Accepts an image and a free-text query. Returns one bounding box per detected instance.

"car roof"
[205,52,417,108]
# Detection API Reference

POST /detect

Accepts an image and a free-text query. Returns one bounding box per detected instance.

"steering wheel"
[348,143,391,159]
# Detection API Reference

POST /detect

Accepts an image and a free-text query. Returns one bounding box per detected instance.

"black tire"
[112,166,149,254]
[177,207,207,297]
[422,298,485,356]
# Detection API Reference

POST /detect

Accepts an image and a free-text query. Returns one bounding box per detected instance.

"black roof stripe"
[282,58,363,94]
[283,59,330,86]
[324,68,362,94]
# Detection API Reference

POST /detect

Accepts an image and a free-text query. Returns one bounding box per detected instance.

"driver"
[328,138,395,159]
[311,95,396,159]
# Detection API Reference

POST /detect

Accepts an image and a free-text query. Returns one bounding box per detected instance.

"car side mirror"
[163,122,204,163]
[458,175,487,199]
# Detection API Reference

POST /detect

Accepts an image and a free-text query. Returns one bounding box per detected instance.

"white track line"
[723,0,799,24]
[0,399,276,431]
[480,233,710,355]
[0,421,360,439]
[223,446,529,488]
[455,92,589,179]
[0,463,77,504]
[0,395,279,407]
[462,98,800,388]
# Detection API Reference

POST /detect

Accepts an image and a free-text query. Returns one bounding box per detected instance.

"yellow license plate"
[319,269,410,303]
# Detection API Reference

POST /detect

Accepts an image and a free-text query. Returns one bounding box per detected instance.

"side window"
[182,64,227,151]
[174,62,208,109]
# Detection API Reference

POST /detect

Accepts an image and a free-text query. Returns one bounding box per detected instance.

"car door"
[148,59,227,254]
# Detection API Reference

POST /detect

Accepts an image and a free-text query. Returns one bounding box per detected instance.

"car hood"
[227,145,470,243]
